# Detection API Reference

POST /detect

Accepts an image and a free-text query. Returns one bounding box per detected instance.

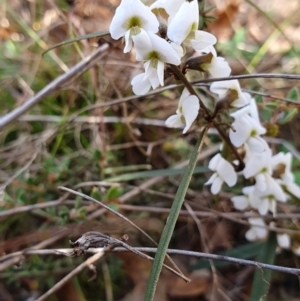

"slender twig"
[192,73,300,85]
[12,72,298,135]
[2,247,300,277]
[17,115,167,127]
[0,44,109,130]
[2,199,300,221]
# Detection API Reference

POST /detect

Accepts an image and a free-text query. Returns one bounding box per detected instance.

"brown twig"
[2,247,300,277]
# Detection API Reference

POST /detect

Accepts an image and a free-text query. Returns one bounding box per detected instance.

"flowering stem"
[212,120,245,170]
[169,64,211,118]
[169,64,245,170]
[144,126,208,301]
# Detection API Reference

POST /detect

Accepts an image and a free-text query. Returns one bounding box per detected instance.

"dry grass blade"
[58,186,187,279]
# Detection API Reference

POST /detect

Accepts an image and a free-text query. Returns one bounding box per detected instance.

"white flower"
[277,234,291,249]
[131,30,182,95]
[243,144,272,191]
[131,73,153,95]
[205,154,237,194]
[231,186,255,211]
[245,217,268,241]
[210,79,251,108]
[251,177,287,215]
[165,89,199,133]
[167,0,216,50]
[229,108,266,153]
[109,0,159,53]
[200,46,231,78]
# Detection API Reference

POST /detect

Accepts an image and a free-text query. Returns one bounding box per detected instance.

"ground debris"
[69,231,129,256]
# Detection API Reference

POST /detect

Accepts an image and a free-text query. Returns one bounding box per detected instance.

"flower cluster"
[109,0,300,255]
[205,78,300,253]
[109,0,228,133]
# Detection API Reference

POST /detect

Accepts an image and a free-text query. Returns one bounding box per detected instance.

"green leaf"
[278,108,298,124]
[43,31,110,56]
[287,87,299,102]
[105,187,124,200]
[145,129,207,301]
[249,232,277,301]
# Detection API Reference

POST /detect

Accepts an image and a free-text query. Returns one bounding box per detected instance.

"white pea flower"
[248,177,286,215]
[231,186,256,211]
[229,108,267,153]
[245,217,268,241]
[109,0,159,53]
[165,89,199,133]
[210,79,251,108]
[167,0,216,51]
[131,30,182,95]
[205,154,237,195]
[200,46,231,78]
[243,145,272,191]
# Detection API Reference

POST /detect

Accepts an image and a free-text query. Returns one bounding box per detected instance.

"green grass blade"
[249,232,277,301]
[144,128,207,301]
[43,31,110,56]
[106,166,209,182]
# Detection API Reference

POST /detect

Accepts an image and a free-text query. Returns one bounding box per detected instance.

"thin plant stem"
[2,247,300,277]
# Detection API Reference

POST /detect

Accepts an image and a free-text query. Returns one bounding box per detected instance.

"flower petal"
[165,115,184,128]
[208,153,222,171]
[167,0,198,45]
[231,196,249,210]
[131,73,151,95]
[210,176,223,194]
[132,29,153,60]
[181,95,199,133]
[189,30,217,51]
